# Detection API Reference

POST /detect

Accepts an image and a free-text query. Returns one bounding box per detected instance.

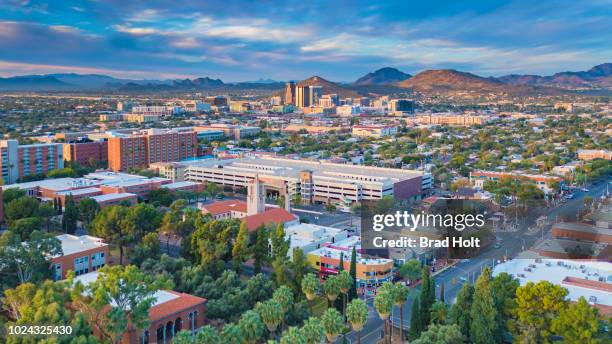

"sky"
[0,0,611,82]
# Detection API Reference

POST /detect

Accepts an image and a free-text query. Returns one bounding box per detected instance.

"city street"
[344,179,610,344]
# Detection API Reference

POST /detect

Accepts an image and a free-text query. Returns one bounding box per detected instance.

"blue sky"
[0,0,610,81]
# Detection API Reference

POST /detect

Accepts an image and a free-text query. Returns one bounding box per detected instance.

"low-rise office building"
[307,236,394,287]
[51,234,109,280]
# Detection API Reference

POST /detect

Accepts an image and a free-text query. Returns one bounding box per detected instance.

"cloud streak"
[0,0,610,80]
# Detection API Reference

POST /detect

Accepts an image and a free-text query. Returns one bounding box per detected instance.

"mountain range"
[497,63,612,88]
[0,63,610,95]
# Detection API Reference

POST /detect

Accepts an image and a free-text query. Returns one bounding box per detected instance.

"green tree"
[392,282,409,341]
[289,247,311,296]
[71,265,169,344]
[123,203,161,242]
[90,205,130,265]
[38,201,56,232]
[323,276,341,307]
[412,324,463,344]
[337,271,353,319]
[301,273,320,303]
[255,300,283,336]
[490,272,519,337]
[0,230,62,286]
[346,299,367,344]
[321,308,344,343]
[232,221,249,273]
[9,217,41,241]
[409,294,422,340]
[399,259,422,284]
[301,317,323,344]
[348,246,358,301]
[62,195,79,234]
[273,285,295,329]
[2,187,26,204]
[252,225,269,273]
[551,297,603,344]
[430,301,448,325]
[131,232,161,267]
[510,281,568,344]
[4,196,39,223]
[147,188,174,206]
[449,282,473,340]
[3,280,99,344]
[374,288,393,344]
[238,310,265,344]
[280,326,307,344]
[470,267,498,344]
[420,265,435,327]
[220,323,242,344]
[172,330,194,344]
[195,325,220,344]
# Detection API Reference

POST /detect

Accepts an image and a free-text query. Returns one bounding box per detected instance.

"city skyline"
[1,0,611,81]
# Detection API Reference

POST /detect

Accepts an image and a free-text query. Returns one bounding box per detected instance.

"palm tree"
[346,299,368,344]
[430,301,448,325]
[273,286,294,331]
[392,283,409,342]
[195,325,220,344]
[337,271,353,320]
[238,310,265,344]
[301,273,320,313]
[301,317,323,344]
[255,300,283,339]
[220,324,242,344]
[321,308,344,343]
[323,276,341,307]
[374,291,393,344]
[280,326,307,344]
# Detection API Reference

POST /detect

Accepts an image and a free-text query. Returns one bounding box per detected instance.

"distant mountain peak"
[354,67,411,85]
[498,63,612,89]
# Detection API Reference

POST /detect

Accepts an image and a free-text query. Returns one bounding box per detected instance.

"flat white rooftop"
[55,187,102,197]
[6,177,101,191]
[55,234,107,256]
[308,236,394,266]
[185,156,423,183]
[91,192,135,203]
[285,223,347,249]
[493,258,612,307]
[161,181,199,189]
[73,272,179,307]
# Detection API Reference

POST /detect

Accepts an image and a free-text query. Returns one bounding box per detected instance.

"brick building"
[63,140,108,166]
[107,129,198,171]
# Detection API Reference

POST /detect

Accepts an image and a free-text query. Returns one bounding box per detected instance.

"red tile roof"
[149,290,206,322]
[201,199,247,216]
[243,208,298,231]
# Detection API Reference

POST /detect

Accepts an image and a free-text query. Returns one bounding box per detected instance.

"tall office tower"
[0,140,64,184]
[309,86,322,107]
[284,81,296,105]
[296,85,311,108]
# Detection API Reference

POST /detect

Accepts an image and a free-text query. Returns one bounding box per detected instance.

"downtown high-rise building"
[284,81,296,105]
[296,85,323,108]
